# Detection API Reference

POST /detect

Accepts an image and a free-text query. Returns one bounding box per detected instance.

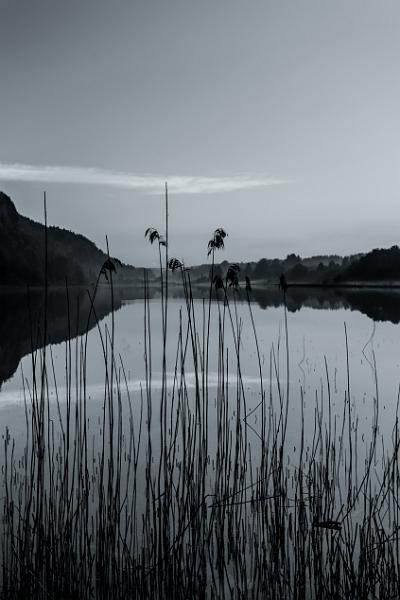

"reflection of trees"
[250,286,400,324]
[167,284,400,324]
[343,290,400,324]
[3,283,400,386]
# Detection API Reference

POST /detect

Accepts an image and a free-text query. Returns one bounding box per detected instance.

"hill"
[0,192,140,286]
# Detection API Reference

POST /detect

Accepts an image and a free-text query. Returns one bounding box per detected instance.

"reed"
[0,203,399,599]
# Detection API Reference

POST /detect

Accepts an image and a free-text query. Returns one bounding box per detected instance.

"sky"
[1,0,400,267]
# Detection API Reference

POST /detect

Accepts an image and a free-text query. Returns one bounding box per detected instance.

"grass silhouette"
[0,198,399,599]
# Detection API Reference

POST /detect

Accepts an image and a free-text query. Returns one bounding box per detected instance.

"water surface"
[1,284,399,448]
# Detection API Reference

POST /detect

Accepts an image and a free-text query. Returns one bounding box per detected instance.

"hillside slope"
[0,192,138,286]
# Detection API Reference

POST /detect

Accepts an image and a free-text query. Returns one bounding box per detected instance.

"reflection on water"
[1,280,400,527]
[169,284,400,324]
[0,286,125,385]
[1,283,400,386]
[250,285,400,324]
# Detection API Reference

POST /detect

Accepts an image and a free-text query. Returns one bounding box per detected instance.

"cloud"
[0,162,287,194]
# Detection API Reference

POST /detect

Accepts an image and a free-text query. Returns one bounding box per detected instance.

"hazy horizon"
[1,1,400,267]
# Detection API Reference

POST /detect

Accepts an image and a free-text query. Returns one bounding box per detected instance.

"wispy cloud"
[0,162,287,194]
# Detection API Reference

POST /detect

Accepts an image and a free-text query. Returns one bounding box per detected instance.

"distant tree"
[211,264,223,281]
[287,263,309,281]
[337,246,400,282]
[270,259,282,276]
[242,262,254,278]
[253,258,269,280]
[284,253,301,267]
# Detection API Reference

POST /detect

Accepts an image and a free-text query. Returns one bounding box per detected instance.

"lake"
[1,283,400,598]
[2,285,399,440]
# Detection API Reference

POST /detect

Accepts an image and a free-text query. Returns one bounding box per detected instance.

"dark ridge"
[335,245,400,282]
[0,192,140,286]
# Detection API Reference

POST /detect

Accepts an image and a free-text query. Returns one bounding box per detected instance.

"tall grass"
[0,206,400,598]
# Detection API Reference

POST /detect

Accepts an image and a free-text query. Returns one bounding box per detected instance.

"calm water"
[1,285,400,449]
[0,284,398,595]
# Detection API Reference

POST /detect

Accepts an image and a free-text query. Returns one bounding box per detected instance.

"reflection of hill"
[0,287,123,385]
[248,286,400,324]
[177,284,400,324]
[3,284,400,385]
